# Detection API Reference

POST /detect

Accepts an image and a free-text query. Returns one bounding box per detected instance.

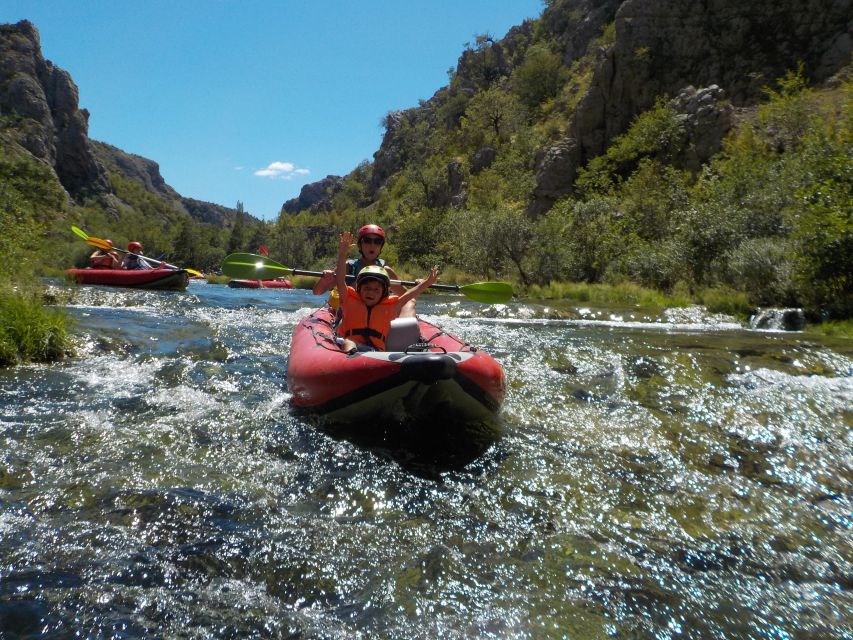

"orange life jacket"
[337,286,399,350]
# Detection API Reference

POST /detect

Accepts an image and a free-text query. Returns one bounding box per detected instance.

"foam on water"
[2,284,851,638]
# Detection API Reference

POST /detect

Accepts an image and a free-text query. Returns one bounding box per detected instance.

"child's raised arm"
[335,231,354,301]
[396,265,440,310]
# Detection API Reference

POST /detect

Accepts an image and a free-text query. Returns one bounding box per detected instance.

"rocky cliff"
[285,0,852,216]
[537,0,853,212]
[0,20,109,198]
[0,20,256,230]
[281,175,344,215]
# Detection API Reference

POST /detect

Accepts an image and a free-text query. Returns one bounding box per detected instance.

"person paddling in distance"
[313,223,416,318]
[122,241,156,270]
[335,231,439,355]
[88,239,121,269]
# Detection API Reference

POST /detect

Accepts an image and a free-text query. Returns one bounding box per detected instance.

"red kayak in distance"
[287,307,506,428]
[227,278,293,289]
[66,267,189,291]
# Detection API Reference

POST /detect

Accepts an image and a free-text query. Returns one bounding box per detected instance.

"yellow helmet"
[355,265,390,297]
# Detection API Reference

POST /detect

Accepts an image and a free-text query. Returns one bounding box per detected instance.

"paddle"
[222,252,514,303]
[72,226,203,277]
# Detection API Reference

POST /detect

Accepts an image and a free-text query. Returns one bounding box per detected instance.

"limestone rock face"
[369,110,411,197]
[471,145,497,174]
[530,137,580,217]
[281,175,344,215]
[670,85,734,171]
[539,0,623,63]
[575,0,853,163]
[0,21,109,197]
[529,0,852,214]
[93,141,181,200]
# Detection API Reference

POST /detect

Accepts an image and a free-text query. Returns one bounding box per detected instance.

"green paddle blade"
[222,253,292,280]
[71,225,89,240]
[458,281,513,304]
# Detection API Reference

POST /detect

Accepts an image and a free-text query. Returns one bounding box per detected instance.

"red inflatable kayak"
[287,307,506,426]
[227,279,292,289]
[66,268,189,290]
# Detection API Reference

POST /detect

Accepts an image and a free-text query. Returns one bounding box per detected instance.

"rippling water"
[1,281,851,639]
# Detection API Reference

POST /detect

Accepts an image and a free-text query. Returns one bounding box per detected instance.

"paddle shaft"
[89,241,176,268]
[290,268,467,293]
[222,253,513,302]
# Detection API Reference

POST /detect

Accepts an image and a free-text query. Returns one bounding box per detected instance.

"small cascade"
[749,308,805,331]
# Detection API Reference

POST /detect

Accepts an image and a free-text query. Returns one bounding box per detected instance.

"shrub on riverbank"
[526,281,692,308]
[808,319,853,338]
[698,286,756,318]
[0,286,73,366]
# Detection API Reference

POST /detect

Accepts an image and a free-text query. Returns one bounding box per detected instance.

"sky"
[2,1,545,220]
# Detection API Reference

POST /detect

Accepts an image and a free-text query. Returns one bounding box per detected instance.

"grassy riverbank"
[526,281,757,317]
[807,319,853,339]
[0,285,73,366]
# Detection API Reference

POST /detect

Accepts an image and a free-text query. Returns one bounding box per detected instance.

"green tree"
[460,87,527,149]
[172,219,200,266]
[511,44,566,110]
[226,201,247,254]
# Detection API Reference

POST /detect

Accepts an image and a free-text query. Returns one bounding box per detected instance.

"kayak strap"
[423,329,477,352]
[344,327,385,343]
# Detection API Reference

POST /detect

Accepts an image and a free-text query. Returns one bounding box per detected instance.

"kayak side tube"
[66,268,190,290]
[286,308,506,425]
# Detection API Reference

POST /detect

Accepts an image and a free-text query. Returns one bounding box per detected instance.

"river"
[1,281,851,639]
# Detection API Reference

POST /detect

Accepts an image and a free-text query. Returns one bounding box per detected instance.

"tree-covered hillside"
[1,1,851,326]
[270,1,851,319]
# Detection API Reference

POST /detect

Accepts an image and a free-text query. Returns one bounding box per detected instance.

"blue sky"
[2,1,544,220]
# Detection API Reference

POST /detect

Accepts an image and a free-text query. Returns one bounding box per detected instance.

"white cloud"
[254,161,309,180]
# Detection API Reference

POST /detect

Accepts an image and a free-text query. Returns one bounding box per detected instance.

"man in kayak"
[88,239,121,269]
[313,223,416,318]
[122,241,156,270]
[334,231,439,354]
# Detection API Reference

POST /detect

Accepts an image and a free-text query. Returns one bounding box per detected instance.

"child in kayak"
[313,223,416,318]
[88,239,121,269]
[335,231,439,354]
[122,241,155,270]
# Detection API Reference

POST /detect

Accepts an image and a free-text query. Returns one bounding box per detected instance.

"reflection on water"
[1,281,851,638]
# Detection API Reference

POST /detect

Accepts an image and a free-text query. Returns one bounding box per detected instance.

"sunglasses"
[360,236,384,246]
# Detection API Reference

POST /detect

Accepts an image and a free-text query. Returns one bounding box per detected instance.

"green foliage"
[460,88,527,150]
[789,80,853,317]
[0,285,73,366]
[699,287,755,318]
[526,281,691,308]
[0,146,68,278]
[511,44,567,111]
[576,99,684,194]
[440,205,533,283]
[807,319,853,338]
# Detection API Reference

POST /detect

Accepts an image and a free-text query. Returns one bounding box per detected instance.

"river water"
[1,281,851,639]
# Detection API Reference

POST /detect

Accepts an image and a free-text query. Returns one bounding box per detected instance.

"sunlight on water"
[0,283,851,638]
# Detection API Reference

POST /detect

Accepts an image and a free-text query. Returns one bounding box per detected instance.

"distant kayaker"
[334,231,439,354]
[313,223,416,318]
[122,241,156,270]
[88,239,121,269]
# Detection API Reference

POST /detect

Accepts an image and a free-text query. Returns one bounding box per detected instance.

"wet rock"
[750,308,806,331]
[628,356,663,379]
